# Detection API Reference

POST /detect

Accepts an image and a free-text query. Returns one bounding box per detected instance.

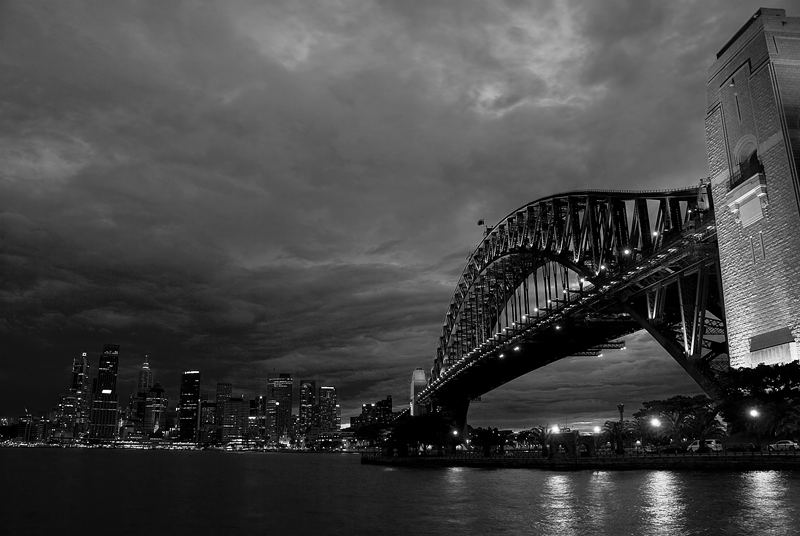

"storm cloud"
[1,0,787,427]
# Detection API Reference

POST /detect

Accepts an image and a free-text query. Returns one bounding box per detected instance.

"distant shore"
[361,451,800,470]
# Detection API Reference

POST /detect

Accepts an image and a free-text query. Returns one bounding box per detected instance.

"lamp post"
[749,408,760,449]
[650,417,661,450]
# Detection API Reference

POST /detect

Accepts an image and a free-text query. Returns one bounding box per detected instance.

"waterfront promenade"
[362,449,800,470]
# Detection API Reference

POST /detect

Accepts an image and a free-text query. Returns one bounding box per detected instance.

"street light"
[749,408,761,447]
[651,418,661,428]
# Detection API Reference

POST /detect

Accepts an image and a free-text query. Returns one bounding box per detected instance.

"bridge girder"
[421,184,727,414]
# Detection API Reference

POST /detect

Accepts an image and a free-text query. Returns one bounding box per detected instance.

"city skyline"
[3,1,795,429]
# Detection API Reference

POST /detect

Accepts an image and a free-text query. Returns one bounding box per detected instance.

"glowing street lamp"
[651,418,661,428]
[749,409,759,418]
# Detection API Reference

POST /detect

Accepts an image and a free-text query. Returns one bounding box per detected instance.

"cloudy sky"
[1,0,791,430]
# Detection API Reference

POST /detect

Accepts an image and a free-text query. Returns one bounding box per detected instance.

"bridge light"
[499,353,505,358]
[600,264,606,270]
[652,231,659,236]
[514,346,520,351]
[547,299,552,304]
[555,325,561,330]
[623,249,631,255]
[533,307,539,312]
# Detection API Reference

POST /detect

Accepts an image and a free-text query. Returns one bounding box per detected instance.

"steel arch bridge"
[419,183,729,430]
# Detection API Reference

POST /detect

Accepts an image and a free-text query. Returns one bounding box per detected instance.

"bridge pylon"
[705,8,800,369]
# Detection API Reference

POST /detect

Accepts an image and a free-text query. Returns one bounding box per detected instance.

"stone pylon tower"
[706,8,800,368]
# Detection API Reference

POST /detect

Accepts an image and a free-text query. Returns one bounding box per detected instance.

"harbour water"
[4,448,800,535]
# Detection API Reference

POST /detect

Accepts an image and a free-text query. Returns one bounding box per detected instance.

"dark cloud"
[1,0,792,427]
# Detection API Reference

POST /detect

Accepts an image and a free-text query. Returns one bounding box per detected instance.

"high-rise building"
[410,368,427,417]
[267,373,293,440]
[250,396,267,440]
[298,380,317,432]
[137,355,154,394]
[214,382,232,436]
[178,371,201,442]
[143,382,168,436]
[130,355,155,436]
[221,396,248,442]
[53,352,92,441]
[350,395,393,429]
[89,344,120,440]
[71,352,90,435]
[318,386,338,432]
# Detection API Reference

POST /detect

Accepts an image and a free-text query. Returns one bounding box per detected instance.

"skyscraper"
[298,380,317,432]
[215,382,232,440]
[72,352,90,421]
[318,386,338,432]
[137,355,154,394]
[267,373,292,440]
[143,382,168,436]
[89,344,120,440]
[178,371,201,442]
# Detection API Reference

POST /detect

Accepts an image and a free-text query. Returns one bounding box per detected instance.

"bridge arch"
[421,185,728,429]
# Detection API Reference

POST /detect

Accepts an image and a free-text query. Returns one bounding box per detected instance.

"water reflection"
[583,471,616,531]
[733,471,792,534]
[640,471,687,535]
[540,474,579,535]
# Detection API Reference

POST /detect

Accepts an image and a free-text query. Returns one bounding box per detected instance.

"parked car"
[768,440,799,451]
[660,444,686,454]
[725,442,758,452]
[687,439,723,452]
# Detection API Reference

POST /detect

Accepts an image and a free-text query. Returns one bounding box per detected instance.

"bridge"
[415,8,800,431]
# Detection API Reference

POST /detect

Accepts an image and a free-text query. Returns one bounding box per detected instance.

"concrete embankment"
[361,453,800,471]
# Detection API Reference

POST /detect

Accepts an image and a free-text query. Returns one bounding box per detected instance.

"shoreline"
[361,452,800,471]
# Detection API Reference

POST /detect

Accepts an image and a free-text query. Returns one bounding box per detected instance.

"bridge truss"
[420,184,729,421]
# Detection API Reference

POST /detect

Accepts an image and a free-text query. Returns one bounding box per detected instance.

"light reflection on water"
[539,474,579,535]
[4,450,800,536]
[729,471,793,535]
[639,471,687,535]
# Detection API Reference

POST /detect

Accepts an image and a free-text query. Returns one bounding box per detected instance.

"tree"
[684,407,726,452]
[470,427,502,457]
[601,421,626,454]
[626,416,660,446]
[529,425,555,458]
[354,422,388,448]
[633,394,712,446]
[717,362,800,438]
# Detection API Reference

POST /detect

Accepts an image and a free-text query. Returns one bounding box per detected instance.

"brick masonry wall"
[706,11,800,368]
